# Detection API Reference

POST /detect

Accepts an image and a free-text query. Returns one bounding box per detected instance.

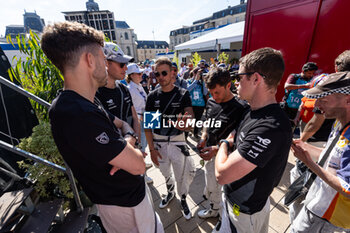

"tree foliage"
[190,52,202,67]
[218,52,230,64]
[17,122,73,199]
[7,30,64,121]
[172,51,179,67]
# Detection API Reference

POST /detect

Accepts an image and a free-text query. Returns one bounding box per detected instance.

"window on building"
[102,14,107,19]
[110,20,114,29]
[89,15,93,19]
[126,46,131,56]
[108,13,113,18]
[65,16,69,20]
[102,20,109,30]
[179,38,181,44]
[111,31,116,40]
[124,32,129,40]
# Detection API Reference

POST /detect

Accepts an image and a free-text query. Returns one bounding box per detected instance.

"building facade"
[169,1,246,50]
[136,40,169,62]
[23,11,45,33]
[115,21,137,60]
[62,0,137,60]
[62,9,117,42]
[5,11,45,37]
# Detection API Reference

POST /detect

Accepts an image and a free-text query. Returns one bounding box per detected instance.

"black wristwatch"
[219,139,230,148]
[125,131,139,143]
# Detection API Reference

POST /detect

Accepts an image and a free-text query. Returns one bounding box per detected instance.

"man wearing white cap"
[291,71,350,232]
[96,42,141,143]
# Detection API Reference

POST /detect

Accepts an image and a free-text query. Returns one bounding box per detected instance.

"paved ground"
[144,135,295,233]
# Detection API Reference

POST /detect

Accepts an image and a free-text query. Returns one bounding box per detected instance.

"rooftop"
[136,40,169,49]
[115,21,130,29]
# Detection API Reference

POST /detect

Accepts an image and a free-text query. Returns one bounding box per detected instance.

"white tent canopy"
[175,21,245,51]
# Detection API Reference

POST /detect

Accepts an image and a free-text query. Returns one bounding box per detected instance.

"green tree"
[17,122,73,199]
[7,30,64,121]
[172,51,179,67]
[218,52,230,64]
[190,52,202,67]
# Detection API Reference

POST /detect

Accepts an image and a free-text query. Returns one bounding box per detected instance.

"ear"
[86,52,95,69]
[226,81,231,89]
[254,72,261,84]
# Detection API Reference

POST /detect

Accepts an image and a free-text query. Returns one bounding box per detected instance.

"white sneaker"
[211,219,222,233]
[159,191,175,208]
[198,208,219,218]
[180,198,192,220]
[145,175,153,184]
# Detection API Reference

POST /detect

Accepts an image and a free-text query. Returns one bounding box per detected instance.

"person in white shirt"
[126,63,153,170]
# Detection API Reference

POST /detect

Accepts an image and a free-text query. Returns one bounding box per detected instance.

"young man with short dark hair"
[215,47,292,233]
[197,67,249,232]
[284,62,318,120]
[43,21,163,233]
[145,57,196,220]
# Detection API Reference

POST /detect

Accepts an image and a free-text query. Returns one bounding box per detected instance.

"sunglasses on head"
[154,71,168,77]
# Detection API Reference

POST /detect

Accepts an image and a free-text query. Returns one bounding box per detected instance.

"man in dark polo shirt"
[145,57,196,220]
[95,42,140,140]
[42,21,163,233]
[197,67,249,232]
[215,48,292,233]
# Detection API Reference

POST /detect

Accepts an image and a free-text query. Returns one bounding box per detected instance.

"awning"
[175,21,244,51]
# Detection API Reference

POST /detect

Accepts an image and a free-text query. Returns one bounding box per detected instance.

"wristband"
[125,131,138,141]
[219,139,230,148]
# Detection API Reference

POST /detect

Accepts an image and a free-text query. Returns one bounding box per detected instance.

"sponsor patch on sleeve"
[96,132,110,144]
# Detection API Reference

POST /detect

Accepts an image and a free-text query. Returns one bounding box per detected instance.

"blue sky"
[0,0,241,42]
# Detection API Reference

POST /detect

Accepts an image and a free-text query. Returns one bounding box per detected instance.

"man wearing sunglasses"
[145,57,196,220]
[196,67,249,232]
[215,47,292,233]
[96,42,141,144]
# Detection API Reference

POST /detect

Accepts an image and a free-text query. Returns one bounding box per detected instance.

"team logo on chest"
[96,132,110,144]
[155,100,160,108]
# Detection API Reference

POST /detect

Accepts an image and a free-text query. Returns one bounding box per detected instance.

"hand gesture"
[197,138,207,151]
[199,146,218,161]
[175,112,192,131]
[291,139,312,165]
[150,149,162,166]
[109,166,120,176]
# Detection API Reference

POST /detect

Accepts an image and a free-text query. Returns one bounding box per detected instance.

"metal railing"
[0,75,83,213]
